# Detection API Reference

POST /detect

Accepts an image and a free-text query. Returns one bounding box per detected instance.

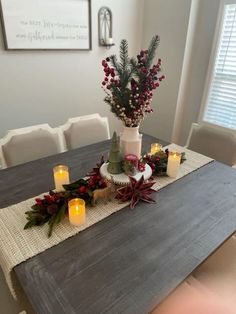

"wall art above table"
[0,0,91,50]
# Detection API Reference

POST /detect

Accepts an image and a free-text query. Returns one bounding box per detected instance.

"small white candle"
[53,165,70,192]
[68,198,86,226]
[167,152,181,178]
[106,37,113,45]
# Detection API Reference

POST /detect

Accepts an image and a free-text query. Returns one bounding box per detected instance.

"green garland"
[24,158,106,237]
[140,148,186,176]
[24,150,187,237]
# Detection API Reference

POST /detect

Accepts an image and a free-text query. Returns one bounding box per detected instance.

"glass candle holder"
[53,165,70,192]
[123,154,139,176]
[167,152,181,178]
[150,143,162,155]
[68,198,86,226]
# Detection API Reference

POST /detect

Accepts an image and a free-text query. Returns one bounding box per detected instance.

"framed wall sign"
[0,0,92,50]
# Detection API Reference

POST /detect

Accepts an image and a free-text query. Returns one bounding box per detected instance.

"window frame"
[198,0,236,130]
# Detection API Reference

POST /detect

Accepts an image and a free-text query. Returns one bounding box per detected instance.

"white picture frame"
[0,0,92,50]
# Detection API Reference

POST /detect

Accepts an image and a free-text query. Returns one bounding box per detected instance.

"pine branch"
[130,58,138,73]
[146,35,160,68]
[119,39,129,71]
[120,73,130,90]
[129,58,140,82]
[47,205,65,238]
[130,58,143,78]
[117,40,131,90]
[130,57,146,87]
[110,55,122,76]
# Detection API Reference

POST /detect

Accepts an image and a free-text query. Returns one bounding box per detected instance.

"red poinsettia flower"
[115,175,156,209]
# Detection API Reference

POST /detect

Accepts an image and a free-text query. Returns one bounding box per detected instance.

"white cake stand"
[100,163,152,185]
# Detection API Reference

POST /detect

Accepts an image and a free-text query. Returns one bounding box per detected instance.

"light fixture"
[98,7,115,48]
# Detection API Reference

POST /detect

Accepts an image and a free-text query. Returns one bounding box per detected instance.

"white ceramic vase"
[120,126,142,158]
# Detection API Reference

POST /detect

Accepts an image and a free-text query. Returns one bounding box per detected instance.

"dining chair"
[151,276,235,313]
[186,123,236,166]
[0,155,3,170]
[62,113,110,150]
[1,124,63,168]
[192,235,236,300]
[0,267,34,314]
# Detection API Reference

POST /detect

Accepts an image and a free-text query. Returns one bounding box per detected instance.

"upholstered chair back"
[1,124,62,167]
[62,114,110,150]
[186,123,236,166]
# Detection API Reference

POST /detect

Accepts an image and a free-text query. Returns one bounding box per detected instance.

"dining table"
[0,134,236,314]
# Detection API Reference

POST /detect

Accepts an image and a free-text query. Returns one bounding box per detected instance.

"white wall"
[141,0,192,143]
[176,0,221,145]
[141,0,221,145]
[0,0,144,138]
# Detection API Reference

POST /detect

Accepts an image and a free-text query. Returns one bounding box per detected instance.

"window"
[203,2,236,129]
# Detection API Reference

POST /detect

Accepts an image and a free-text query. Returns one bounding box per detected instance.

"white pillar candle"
[106,37,113,45]
[167,152,181,178]
[68,198,86,226]
[150,143,162,155]
[53,165,70,192]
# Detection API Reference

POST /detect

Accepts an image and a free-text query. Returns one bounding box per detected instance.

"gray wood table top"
[1,135,236,314]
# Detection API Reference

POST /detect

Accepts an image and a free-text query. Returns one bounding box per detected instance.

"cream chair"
[0,267,34,314]
[192,235,236,300]
[151,276,235,313]
[186,123,236,166]
[0,154,3,170]
[62,114,110,150]
[1,124,63,168]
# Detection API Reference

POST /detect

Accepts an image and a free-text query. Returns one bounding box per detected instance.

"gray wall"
[0,0,144,137]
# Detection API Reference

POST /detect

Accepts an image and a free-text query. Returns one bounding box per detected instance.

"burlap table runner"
[0,144,213,298]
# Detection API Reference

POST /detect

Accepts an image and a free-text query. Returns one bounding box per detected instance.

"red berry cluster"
[89,174,107,189]
[35,191,67,215]
[141,149,169,176]
[35,192,64,206]
[142,154,160,172]
[77,174,107,195]
[137,50,165,91]
[102,58,119,89]
[138,162,146,172]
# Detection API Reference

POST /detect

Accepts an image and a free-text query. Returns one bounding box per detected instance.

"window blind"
[204,3,236,129]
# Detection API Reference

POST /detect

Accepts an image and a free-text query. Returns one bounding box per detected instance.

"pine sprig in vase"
[101,35,165,127]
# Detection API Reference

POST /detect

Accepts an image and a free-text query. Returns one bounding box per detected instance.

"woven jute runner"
[0,144,213,298]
